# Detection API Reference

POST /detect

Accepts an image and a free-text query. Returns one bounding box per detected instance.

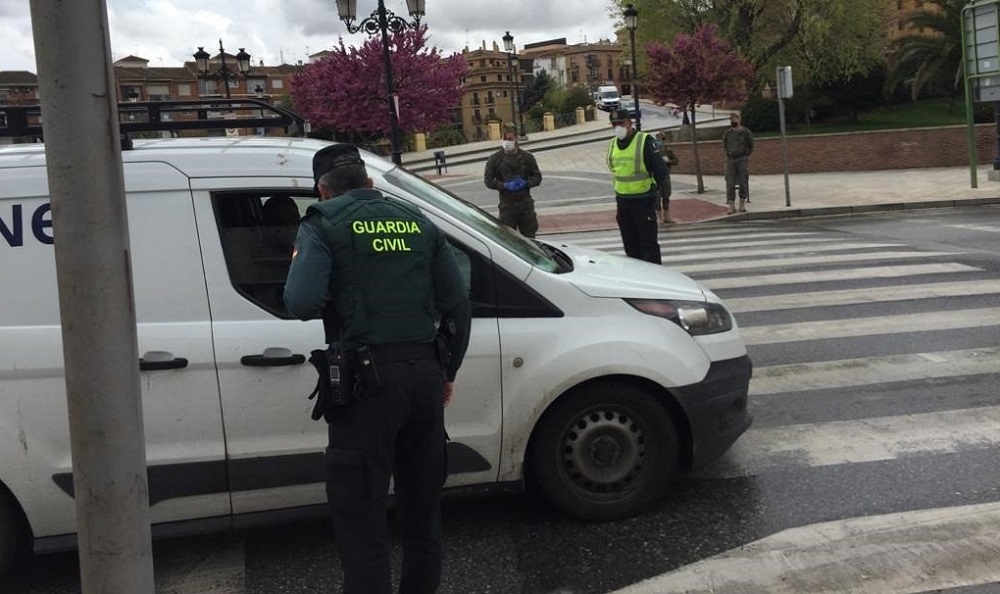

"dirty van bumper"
[672,355,753,469]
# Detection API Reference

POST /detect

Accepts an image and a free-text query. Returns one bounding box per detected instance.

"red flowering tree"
[291,26,467,142]
[646,25,755,193]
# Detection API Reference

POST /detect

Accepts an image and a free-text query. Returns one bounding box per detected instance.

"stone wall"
[665,124,996,176]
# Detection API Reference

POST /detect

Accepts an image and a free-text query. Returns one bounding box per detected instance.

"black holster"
[307,343,357,422]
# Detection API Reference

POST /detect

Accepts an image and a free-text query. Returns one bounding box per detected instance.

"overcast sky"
[0,0,622,73]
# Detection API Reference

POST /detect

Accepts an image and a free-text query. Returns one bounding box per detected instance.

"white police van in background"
[0,100,751,575]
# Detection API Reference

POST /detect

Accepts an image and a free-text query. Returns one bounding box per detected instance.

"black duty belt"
[367,342,437,365]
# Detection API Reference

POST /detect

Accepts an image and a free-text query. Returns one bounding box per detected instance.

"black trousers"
[616,195,662,264]
[325,355,446,594]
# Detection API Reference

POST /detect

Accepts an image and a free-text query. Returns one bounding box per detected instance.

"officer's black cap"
[313,144,365,193]
[609,109,632,124]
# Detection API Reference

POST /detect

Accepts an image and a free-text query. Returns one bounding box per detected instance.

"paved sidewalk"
[534,166,1000,234]
[414,114,1000,234]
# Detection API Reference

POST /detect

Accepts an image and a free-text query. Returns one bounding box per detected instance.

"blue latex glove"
[505,177,527,192]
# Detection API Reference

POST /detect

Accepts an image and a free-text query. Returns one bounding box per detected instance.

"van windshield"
[601,91,619,99]
[382,167,559,273]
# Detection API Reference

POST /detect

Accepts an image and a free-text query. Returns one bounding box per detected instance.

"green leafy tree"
[646,24,755,192]
[520,70,553,112]
[888,0,964,101]
[614,0,889,89]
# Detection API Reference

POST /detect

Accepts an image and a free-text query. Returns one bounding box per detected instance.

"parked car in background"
[619,97,641,120]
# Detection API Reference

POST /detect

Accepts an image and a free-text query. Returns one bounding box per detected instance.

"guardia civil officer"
[606,109,668,264]
[283,143,471,594]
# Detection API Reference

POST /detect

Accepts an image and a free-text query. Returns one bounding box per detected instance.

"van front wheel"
[530,382,679,521]
[0,493,19,576]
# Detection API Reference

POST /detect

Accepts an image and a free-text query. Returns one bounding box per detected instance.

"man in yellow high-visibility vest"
[606,109,668,264]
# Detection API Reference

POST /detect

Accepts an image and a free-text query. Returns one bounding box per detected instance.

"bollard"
[575,107,585,125]
[543,112,555,132]
[414,132,427,153]
[434,150,447,175]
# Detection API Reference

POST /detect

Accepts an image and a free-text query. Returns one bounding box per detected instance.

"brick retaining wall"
[667,124,996,176]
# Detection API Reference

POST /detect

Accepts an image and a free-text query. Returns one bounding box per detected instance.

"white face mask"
[502,140,516,152]
[614,126,628,140]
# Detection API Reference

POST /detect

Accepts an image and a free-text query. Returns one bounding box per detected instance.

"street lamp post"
[193,39,251,99]
[336,0,426,166]
[502,31,525,139]
[624,3,642,131]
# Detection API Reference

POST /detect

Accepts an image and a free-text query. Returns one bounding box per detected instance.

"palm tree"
[888,0,965,101]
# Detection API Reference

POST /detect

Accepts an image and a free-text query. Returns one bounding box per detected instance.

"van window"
[212,192,308,317]
[382,168,560,273]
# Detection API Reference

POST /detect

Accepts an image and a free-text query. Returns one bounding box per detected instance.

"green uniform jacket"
[283,188,471,381]
[483,148,542,202]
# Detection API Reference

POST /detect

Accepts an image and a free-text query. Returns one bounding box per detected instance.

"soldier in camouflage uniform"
[483,126,543,237]
[722,112,754,214]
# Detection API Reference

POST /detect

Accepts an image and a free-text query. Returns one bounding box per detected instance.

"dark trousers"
[657,173,673,211]
[616,195,662,264]
[498,196,539,238]
[725,156,749,201]
[325,356,446,594]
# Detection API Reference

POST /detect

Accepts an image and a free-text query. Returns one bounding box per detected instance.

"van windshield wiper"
[535,241,574,273]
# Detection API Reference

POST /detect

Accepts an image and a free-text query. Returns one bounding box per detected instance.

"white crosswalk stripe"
[548,223,1000,592]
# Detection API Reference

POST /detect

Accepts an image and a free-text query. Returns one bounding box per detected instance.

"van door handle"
[240,347,306,367]
[139,356,189,371]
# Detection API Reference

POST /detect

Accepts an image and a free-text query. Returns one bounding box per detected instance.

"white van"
[596,85,621,111]
[0,105,751,573]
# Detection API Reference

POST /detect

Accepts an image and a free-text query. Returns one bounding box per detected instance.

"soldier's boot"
[663,208,675,224]
[726,201,736,215]
[738,199,747,213]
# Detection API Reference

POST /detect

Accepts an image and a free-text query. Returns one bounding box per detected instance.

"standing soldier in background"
[654,131,680,224]
[483,124,543,237]
[722,112,754,214]
[284,143,472,594]
[607,109,667,264]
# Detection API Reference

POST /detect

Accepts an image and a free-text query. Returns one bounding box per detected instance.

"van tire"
[0,492,18,576]
[530,382,678,521]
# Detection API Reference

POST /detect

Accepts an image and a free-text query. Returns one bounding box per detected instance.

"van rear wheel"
[530,382,679,521]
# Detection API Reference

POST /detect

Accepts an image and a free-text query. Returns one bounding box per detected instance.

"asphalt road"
[6,205,999,594]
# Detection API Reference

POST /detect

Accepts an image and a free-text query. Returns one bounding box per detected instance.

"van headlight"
[624,299,733,335]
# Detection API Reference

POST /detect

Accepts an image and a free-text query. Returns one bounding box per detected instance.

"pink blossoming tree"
[646,25,755,193]
[291,26,467,143]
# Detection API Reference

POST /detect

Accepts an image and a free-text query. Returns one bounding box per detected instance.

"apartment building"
[520,38,629,95]
[456,40,529,141]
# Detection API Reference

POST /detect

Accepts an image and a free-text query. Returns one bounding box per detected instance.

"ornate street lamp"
[336,0,425,165]
[623,3,642,131]
[193,40,252,99]
[126,87,139,102]
[502,31,526,140]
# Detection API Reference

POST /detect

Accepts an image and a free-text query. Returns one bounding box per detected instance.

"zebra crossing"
[547,221,1000,593]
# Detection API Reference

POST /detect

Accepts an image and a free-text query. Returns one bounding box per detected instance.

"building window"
[487,91,494,104]
[488,108,495,118]
[608,68,613,81]
[147,84,170,102]
[272,79,284,89]
[473,109,482,122]
[177,83,192,96]
[473,92,480,105]
[480,75,487,83]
